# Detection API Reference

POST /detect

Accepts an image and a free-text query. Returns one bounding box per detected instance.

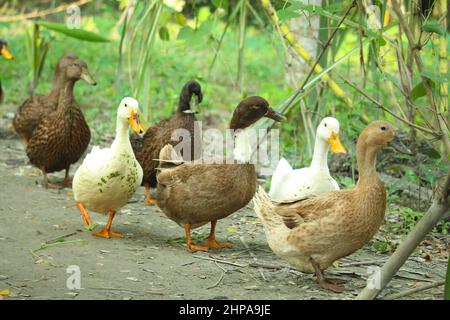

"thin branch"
[0,0,93,22]
[339,74,438,136]
[381,280,445,300]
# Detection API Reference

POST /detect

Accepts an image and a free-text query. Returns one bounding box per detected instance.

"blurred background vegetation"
[0,0,449,252]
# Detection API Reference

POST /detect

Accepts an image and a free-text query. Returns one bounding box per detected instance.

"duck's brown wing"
[13,96,56,139]
[27,107,90,173]
[274,190,351,229]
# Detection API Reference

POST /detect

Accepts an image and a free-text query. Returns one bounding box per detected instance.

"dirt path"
[0,134,447,300]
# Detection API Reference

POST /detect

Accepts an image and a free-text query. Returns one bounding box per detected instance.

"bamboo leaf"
[159,26,170,41]
[212,0,229,10]
[423,20,446,36]
[411,78,436,101]
[36,21,111,42]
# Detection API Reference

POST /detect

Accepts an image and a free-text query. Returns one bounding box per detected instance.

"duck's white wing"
[270,167,313,200]
[269,157,293,198]
[81,146,113,172]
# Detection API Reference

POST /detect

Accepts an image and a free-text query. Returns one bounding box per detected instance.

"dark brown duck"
[13,53,79,144]
[155,96,285,252]
[131,80,203,205]
[26,56,97,188]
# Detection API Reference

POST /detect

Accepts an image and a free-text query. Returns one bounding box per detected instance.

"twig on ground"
[192,255,247,268]
[240,236,267,281]
[89,287,164,295]
[381,281,445,300]
[207,272,225,290]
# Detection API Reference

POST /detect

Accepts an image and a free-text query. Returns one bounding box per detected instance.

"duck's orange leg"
[144,183,157,206]
[76,202,93,227]
[205,220,232,249]
[184,224,208,252]
[92,210,123,239]
[23,136,30,145]
[310,257,348,293]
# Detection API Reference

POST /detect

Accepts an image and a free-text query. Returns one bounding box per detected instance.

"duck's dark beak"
[129,112,145,134]
[80,68,97,86]
[390,135,411,154]
[265,108,286,122]
[1,45,13,59]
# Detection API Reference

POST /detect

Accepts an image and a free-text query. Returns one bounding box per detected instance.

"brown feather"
[131,80,203,188]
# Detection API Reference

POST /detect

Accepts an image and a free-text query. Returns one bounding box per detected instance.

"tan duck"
[254,121,396,292]
[13,54,87,144]
[0,39,14,103]
[131,80,203,205]
[156,96,285,252]
[25,55,96,188]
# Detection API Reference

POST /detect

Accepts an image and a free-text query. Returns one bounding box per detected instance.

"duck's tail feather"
[254,186,284,231]
[269,157,292,197]
[156,144,184,170]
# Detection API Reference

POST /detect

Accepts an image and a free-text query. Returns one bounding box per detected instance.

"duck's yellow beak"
[328,131,346,154]
[129,112,145,134]
[1,45,13,60]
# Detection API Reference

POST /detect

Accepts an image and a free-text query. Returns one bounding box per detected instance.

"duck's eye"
[381,126,386,131]
[324,123,327,127]
[124,104,128,107]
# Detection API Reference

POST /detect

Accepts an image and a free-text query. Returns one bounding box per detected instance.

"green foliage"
[36,21,111,42]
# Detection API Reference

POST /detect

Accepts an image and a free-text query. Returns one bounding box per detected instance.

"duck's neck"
[310,136,330,171]
[356,141,380,188]
[112,117,132,152]
[233,127,252,163]
[56,79,76,109]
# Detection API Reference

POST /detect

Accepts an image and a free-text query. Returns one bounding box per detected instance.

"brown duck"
[12,54,85,144]
[25,56,96,188]
[156,96,285,252]
[254,121,397,292]
[0,39,14,104]
[131,80,203,205]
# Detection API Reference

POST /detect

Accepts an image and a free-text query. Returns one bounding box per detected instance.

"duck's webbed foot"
[204,221,232,249]
[92,210,123,239]
[310,257,349,293]
[184,224,208,252]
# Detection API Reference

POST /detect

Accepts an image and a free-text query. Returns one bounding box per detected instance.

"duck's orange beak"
[1,45,13,60]
[328,131,346,154]
[128,112,145,134]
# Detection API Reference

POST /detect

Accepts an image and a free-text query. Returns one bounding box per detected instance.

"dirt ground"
[0,118,447,300]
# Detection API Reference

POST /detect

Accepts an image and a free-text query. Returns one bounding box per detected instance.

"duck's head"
[118,97,145,134]
[0,40,13,60]
[358,120,396,151]
[229,96,286,131]
[179,80,203,113]
[62,56,97,85]
[317,117,346,154]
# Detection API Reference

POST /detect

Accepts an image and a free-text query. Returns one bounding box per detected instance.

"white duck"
[73,97,144,238]
[269,117,346,200]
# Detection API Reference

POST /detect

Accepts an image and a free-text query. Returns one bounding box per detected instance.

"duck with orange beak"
[0,39,14,103]
[269,117,346,200]
[73,97,145,238]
